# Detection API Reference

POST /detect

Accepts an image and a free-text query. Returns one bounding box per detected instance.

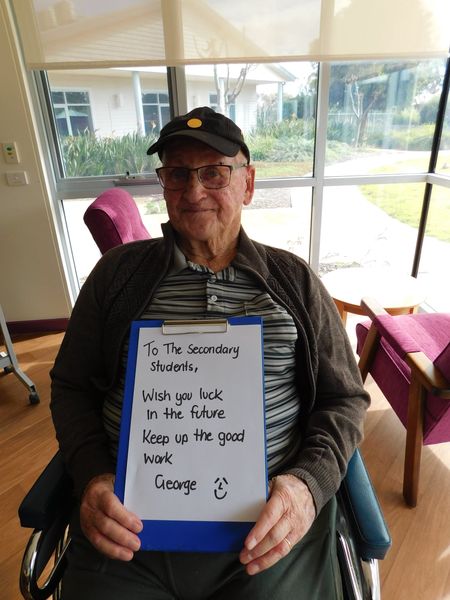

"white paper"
[121,320,267,523]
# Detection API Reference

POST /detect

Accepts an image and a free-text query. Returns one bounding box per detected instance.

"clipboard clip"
[162,319,229,335]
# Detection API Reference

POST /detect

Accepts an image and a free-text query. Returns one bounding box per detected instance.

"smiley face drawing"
[214,477,229,500]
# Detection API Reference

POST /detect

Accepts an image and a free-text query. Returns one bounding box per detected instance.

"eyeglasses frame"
[155,162,249,191]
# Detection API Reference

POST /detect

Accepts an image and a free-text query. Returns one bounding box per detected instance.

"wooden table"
[321,267,425,325]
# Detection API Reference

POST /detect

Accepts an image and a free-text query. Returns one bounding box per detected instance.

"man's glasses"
[155,163,248,191]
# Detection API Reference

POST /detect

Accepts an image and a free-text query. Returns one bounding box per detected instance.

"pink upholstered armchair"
[356,297,450,507]
[83,188,151,254]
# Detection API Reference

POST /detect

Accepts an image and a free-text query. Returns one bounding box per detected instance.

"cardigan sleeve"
[287,272,370,512]
[50,255,118,499]
[259,249,370,513]
[50,237,172,499]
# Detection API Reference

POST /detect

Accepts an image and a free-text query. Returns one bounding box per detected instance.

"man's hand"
[80,473,143,561]
[239,474,316,575]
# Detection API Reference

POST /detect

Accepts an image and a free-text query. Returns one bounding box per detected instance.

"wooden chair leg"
[403,378,426,507]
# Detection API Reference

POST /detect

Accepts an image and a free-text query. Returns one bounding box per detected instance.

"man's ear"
[243,165,255,206]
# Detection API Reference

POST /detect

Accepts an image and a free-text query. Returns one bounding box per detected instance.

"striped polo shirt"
[103,244,301,476]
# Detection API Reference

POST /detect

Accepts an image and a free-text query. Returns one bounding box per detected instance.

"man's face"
[161,139,255,249]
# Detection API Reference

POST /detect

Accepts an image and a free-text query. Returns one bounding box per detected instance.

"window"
[243,187,312,264]
[46,69,168,178]
[142,92,171,135]
[51,90,93,137]
[326,60,445,175]
[63,192,166,286]
[319,183,425,275]
[38,60,450,313]
[186,62,318,179]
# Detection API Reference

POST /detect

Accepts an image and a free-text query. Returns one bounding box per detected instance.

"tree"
[329,59,445,147]
[213,64,253,116]
[346,73,382,147]
[330,62,415,147]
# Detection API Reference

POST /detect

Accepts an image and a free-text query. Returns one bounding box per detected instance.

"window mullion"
[411,54,450,277]
[27,70,79,304]
[65,106,73,136]
[34,71,65,179]
[309,61,330,273]
[167,66,188,117]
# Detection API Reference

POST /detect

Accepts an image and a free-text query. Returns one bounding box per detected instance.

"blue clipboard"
[115,316,267,552]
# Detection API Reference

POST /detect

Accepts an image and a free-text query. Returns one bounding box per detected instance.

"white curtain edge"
[28,50,450,71]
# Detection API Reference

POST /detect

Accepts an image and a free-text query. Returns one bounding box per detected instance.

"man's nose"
[183,171,206,197]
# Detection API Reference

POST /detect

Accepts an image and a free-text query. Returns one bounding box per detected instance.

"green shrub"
[365,123,436,151]
[392,108,420,126]
[327,120,351,143]
[248,135,315,163]
[61,131,159,177]
[247,134,276,161]
[253,118,315,140]
[269,137,315,162]
[419,95,440,124]
[247,118,316,162]
[248,121,358,164]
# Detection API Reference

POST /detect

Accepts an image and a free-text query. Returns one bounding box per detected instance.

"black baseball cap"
[146,106,250,162]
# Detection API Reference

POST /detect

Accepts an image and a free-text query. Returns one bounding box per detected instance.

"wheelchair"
[18,449,391,600]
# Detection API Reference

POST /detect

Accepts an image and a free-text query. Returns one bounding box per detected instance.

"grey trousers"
[62,496,342,600]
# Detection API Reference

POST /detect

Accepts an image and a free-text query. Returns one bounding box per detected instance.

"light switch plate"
[6,171,29,186]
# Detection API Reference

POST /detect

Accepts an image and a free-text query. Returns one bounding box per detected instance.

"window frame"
[30,61,450,303]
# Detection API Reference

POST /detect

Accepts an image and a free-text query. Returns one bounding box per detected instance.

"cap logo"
[187,118,202,129]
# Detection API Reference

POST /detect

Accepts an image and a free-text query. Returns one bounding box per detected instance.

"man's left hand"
[239,474,316,575]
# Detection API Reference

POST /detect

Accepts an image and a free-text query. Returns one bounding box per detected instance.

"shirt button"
[210,295,218,302]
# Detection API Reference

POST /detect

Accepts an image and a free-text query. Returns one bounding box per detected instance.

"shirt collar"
[169,241,236,281]
[169,242,189,275]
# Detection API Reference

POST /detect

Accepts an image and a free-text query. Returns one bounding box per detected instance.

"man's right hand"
[80,473,143,561]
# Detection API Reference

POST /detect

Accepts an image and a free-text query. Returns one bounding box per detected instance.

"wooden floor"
[1,331,450,599]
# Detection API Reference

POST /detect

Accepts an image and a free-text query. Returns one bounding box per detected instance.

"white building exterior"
[48,63,296,139]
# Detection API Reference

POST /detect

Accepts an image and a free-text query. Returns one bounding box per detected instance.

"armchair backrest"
[83,188,151,254]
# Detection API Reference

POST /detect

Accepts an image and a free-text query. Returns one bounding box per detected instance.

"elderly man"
[50,106,369,599]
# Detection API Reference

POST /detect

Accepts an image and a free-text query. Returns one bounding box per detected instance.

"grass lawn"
[252,161,312,178]
[360,153,450,242]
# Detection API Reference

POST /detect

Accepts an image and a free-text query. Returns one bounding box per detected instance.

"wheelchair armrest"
[19,452,74,600]
[339,449,391,561]
[19,452,73,530]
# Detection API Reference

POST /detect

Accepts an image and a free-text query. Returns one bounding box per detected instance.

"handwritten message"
[116,318,267,528]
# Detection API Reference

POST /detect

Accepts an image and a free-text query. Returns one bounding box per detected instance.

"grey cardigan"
[50,223,369,513]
